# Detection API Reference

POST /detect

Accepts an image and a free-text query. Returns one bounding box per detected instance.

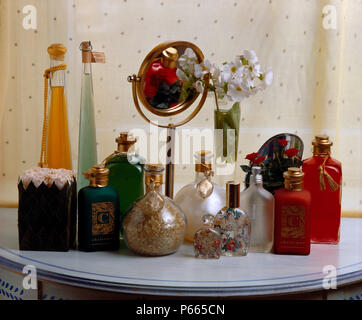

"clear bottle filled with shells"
[122,164,186,256]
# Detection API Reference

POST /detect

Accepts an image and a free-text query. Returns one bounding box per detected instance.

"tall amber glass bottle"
[274,168,311,255]
[46,44,72,170]
[302,135,342,244]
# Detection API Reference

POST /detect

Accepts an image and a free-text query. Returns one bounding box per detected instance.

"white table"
[0,208,362,300]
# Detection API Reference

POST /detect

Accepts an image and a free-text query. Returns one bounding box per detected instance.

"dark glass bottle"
[104,132,144,218]
[78,165,120,251]
[274,167,311,255]
[302,135,342,244]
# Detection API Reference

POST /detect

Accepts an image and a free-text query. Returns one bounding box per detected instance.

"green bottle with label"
[78,165,120,251]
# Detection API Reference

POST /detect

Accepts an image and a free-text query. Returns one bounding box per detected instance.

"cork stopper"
[48,43,67,61]
[161,47,178,68]
[115,132,137,153]
[83,165,109,187]
[283,167,304,191]
[226,181,240,209]
[144,164,164,187]
[195,150,213,172]
[312,135,333,156]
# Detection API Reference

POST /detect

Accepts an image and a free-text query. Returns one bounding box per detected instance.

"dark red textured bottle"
[144,47,179,108]
[274,167,311,255]
[302,135,342,244]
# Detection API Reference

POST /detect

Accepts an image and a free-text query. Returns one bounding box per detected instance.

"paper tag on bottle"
[91,52,105,63]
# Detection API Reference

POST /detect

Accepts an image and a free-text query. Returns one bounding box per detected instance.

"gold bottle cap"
[226,181,240,208]
[144,163,164,186]
[48,43,67,61]
[312,135,333,156]
[283,167,304,191]
[116,132,137,153]
[83,165,109,187]
[161,47,178,69]
[195,150,213,172]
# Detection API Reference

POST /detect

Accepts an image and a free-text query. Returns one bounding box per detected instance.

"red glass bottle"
[302,135,342,244]
[274,167,311,255]
[144,47,180,108]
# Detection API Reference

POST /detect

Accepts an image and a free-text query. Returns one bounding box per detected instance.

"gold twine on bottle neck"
[38,64,67,168]
[318,154,339,192]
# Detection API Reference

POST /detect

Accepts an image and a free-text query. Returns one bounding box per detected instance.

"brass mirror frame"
[128,41,209,129]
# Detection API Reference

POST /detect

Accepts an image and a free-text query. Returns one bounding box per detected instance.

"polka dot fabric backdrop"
[0,0,361,215]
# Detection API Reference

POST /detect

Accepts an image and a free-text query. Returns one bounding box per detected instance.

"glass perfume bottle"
[274,167,311,255]
[174,151,225,242]
[214,181,251,256]
[46,44,72,170]
[302,135,342,244]
[240,166,274,253]
[144,47,181,109]
[122,164,186,256]
[77,41,102,191]
[104,132,144,218]
[194,214,222,259]
[78,165,120,252]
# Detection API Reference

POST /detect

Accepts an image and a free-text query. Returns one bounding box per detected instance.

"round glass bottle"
[122,164,186,256]
[174,151,225,242]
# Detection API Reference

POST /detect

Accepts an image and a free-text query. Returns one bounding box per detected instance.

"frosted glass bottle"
[77,41,98,191]
[240,166,274,253]
[174,151,225,242]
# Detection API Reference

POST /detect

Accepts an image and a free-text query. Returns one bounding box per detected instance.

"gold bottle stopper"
[83,165,109,187]
[161,47,178,69]
[144,163,164,187]
[312,135,333,156]
[226,181,240,209]
[283,167,304,191]
[116,132,137,153]
[195,150,213,173]
[47,43,67,61]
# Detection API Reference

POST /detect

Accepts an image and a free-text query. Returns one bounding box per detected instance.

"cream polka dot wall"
[0,0,361,215]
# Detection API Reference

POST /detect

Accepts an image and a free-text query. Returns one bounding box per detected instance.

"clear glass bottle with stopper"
[194,214,222,259]
[240,166,274,253]
[214,181,251,257]
[122,164,186,256]
[174,150,225,242]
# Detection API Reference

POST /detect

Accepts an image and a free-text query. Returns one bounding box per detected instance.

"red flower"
[252,156,265,165]
[245,152,259,161]
[212,239,221,248]
[284,148,299,158]
[278,139,288,147]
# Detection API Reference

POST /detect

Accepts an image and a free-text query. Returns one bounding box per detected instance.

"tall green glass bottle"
[104,132,144,220]
[77,41,103,191]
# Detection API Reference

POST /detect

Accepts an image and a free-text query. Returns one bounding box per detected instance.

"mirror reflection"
[143,47,198,110]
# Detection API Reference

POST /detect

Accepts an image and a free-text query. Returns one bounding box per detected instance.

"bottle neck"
[82,62,92,75]
[49,59,65,87]
[249,174,263,187]
[313,145,331,156]
[146,184,162,193]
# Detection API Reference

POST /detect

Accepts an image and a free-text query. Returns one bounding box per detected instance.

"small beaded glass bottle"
[214,181,251,257]
[194,214,222,259]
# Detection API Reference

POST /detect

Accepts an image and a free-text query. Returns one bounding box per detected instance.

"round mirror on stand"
[128,41,209,198]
